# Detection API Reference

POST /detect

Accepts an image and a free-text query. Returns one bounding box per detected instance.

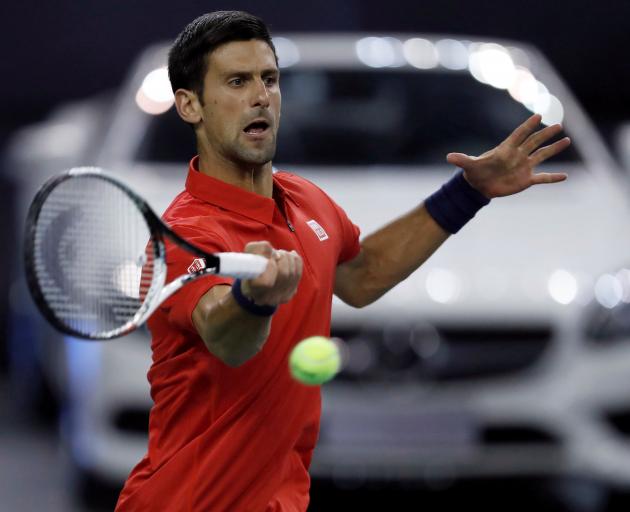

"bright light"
[435,39,469,70]
[508,67,538,103]
[273,37,300,68]
[468,43,516,89]
[403,38,438,69]
[517,79,548,112]
[540,94,564,126]
[503,64,565,124]
[356,37,405,68]
[525,82,546,111]
[510,74,563,124]
[113,262,142,299]
[425,268,461,304]
[142,67,173,102]
[136,67,174,115]
[594,274,623,309]
[548,269,578,305]
[531,83,551,115]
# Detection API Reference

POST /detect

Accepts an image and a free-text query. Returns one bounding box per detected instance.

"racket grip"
[217,253,269,279]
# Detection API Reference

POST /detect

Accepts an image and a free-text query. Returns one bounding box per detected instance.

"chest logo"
[187,258,206,274]
[306,219,329,241]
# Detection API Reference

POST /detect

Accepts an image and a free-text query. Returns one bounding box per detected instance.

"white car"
[7,34,630,506]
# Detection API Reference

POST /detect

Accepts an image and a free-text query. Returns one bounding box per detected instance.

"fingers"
[529,137,571,165]
[521,123,563,154]
[292,250,303,278]
[244,240,274,258]
[274,250,291,279]
[530,172,568,186]
[505,113,542,147]
[446,152,474,169]
[272,250,303,303]
[241,243,303,306]
[244,241,278,288]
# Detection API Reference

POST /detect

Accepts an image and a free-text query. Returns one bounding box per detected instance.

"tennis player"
[115,11,570,511]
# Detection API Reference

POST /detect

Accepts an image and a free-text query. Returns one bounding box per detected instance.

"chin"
[238,147,276,167]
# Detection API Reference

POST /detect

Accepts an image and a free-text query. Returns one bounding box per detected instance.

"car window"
[135,69,580,166]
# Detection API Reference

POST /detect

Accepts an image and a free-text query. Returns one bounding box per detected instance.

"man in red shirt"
[116,11,570,511]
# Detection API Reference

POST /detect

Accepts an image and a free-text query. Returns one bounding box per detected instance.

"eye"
[229,77,243,86]
[264,75,278,86]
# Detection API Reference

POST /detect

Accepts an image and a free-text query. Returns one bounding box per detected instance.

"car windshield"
[135,69,580,166]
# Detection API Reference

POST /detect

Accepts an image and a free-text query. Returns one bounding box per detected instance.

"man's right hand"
[240,241,303,306]
[192,241,302,367]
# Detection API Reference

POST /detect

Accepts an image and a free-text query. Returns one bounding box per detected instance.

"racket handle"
[217,253,269,279]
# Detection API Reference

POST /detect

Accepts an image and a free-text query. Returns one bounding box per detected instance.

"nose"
[251,77,270,109]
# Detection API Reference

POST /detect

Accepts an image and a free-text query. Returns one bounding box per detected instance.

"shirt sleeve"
[329,198,361,265]
[159,223,234,333]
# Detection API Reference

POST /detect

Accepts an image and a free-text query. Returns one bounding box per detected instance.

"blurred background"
[2,0,630,510]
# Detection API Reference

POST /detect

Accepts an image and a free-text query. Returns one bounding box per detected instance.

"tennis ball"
[289,336,341,386]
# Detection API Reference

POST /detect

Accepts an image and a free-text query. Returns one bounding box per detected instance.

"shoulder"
[273,169,312,187]
[162,190,202,223]
[161,191,229,244]
[273,170,332,203]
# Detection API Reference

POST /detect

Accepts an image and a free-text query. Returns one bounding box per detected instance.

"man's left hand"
[446,113,571,199]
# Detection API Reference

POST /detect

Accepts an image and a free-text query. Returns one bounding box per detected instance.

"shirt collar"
[185,156,293,225]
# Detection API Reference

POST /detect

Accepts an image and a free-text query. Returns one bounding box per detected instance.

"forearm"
[192,243,302,367]
[339,204,450,307]
[193,286,272,367]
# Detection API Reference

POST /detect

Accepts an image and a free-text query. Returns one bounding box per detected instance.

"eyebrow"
[221,68,279,77]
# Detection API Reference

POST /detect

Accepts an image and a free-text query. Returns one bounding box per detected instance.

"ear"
[174,89,202,124]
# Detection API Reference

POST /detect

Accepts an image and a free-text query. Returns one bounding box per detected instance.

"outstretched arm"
[334,204,449,308]
[335,114,571,308]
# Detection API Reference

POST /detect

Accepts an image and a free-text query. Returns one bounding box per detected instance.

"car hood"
[292,165,630,324]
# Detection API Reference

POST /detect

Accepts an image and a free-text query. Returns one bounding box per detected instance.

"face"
[197,40,281,167]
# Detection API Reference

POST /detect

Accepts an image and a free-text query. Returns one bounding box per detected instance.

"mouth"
[243,119,270,137]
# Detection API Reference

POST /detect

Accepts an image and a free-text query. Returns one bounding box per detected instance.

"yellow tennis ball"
[289,336,341,386]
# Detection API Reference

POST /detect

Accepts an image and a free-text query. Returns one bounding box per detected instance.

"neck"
[197,147,273,198]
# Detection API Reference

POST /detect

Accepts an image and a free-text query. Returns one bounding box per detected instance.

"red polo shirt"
[116,157,360,512]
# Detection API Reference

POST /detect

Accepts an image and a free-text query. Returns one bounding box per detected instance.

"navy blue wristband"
[231,279,277,317]
[424,169,490,234]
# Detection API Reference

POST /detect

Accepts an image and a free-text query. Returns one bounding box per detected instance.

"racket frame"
[24,167,236,340]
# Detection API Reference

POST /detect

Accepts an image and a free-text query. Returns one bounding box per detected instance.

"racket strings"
[31,175,158,337]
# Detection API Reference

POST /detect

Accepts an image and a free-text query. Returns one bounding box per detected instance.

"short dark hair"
[168,11,277,100]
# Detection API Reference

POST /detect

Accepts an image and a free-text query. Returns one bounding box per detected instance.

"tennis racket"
[24,167,268,340]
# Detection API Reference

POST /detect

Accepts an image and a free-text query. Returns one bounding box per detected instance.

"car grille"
[331,323,552,383]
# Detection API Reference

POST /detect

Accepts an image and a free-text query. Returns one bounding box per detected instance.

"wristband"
[424,169,490,234]
[231,279,277,317]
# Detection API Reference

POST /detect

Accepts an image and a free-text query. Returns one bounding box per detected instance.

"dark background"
[1,0,630,147]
